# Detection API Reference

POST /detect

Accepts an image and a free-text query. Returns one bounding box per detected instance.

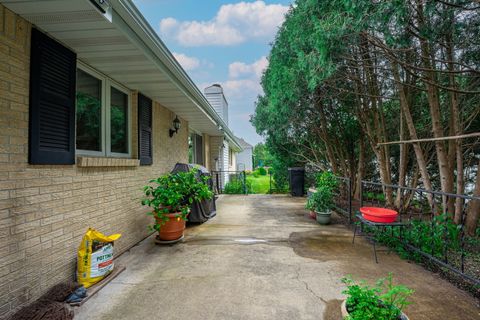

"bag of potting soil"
[77,228,121,288]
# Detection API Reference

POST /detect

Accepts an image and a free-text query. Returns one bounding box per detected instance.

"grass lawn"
[246,175,271,194]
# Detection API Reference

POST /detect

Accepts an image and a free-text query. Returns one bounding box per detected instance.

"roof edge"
[111,0,242,150]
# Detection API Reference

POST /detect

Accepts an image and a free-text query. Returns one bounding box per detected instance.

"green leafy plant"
[311,172,338,213]
[342,274,413,320]
[224,180,244,194]
[315,171,338,190]
[224,176,252,194]
[141,169,213,231]
[256,167,267,176]
[368,213,468,261]
[305,195,315,211]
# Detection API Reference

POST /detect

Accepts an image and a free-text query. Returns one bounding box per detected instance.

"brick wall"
[0,6,188,317]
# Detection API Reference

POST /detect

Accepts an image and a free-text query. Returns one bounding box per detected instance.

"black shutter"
[29,28,76,165]
[195,134,203,165]
[138,93,152,165]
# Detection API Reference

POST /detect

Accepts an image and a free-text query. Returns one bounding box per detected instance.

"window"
[109,86,129,155]
[76,69,102,152]
[188,133,204,165]
[76,64,131,157]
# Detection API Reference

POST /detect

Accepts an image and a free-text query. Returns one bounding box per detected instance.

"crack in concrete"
[294,265,328,304]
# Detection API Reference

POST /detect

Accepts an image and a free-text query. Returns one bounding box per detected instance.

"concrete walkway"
[75,195,479,320]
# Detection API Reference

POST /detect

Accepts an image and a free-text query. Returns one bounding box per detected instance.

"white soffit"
[1,0,235,139]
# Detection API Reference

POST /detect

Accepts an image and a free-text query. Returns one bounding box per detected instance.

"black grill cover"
[171,163,216,223]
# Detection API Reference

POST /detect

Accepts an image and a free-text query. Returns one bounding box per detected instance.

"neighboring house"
[0,0,241,316]
[204,84,241,186]
[236,137,253,171]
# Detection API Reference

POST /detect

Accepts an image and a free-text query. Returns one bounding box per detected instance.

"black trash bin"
[288,167,305,197]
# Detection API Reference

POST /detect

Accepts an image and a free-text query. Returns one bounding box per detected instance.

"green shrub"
[257,167,267,175]
[310,172,338,212]
[223,177,252,194]
[224,180,244,194]
[342,273,413,320]
[310,187,334,212]
[315,171,338,190]
[365,213,468,261]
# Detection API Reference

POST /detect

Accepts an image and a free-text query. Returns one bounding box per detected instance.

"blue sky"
[132,0,292,145]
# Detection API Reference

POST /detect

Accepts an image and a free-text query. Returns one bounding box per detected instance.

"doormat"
[8,282,79,320]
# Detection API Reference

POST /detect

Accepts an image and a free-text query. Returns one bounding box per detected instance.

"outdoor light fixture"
[169,116,181,137]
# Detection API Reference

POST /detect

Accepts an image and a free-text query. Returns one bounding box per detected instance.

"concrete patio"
[75,195,479,320]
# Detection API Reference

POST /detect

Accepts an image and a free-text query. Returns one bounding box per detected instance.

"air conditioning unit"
[89,0,112,23]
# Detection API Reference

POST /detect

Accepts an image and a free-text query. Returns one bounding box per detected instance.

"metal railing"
[211,170,247,194]
[329,176,480,286]
[332,176,353,224]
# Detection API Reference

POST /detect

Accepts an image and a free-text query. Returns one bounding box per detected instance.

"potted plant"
[311,188,333,224]
[305,196,316,219]
[141,169,213,242]
[341,273,413,320]
[311,172,338,225]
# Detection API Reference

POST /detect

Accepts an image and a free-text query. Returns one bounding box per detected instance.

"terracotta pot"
[341,300,409,320]
[309,210,316,219]
[155,213,185,241]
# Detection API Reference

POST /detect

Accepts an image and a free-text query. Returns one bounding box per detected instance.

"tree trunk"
[445,32,465,224]
[465,160,480,236]
[395,111,409,209]
[354,138,365,200]
[416,0,453,213]
[390,61,434,207]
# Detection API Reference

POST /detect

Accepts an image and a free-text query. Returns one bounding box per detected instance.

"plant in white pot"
[312,172,337,225]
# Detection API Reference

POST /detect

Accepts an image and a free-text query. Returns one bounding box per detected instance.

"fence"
[211,170,247,194]
[307,172,480,286]
[332,176,353,223]
[360,181,479,286]
[329,176,480,286]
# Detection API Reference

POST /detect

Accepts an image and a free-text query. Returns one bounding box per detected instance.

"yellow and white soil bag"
[77,228,121,288]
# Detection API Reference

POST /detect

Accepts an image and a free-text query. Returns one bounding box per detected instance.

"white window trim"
[76,64,106,157]
[76,62,132,158]
[107,82,132,158]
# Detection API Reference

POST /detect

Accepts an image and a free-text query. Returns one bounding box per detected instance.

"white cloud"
[222,79,262,98]
[229,56,268,79]
[172,52,200,71]
[159,1,289,46]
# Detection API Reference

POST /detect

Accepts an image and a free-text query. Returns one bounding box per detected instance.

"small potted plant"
[305,196,316,219]
[311,187,333,224]
[341,273,413,320]
[311,172,337,225]
[141,169,213,242]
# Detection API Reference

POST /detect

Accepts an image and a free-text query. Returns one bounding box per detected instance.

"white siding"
[223,140,230,183]
[204,85,228,125]
[236,147,253,171]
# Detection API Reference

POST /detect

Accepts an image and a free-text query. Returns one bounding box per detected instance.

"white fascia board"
[109,0,242,151]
